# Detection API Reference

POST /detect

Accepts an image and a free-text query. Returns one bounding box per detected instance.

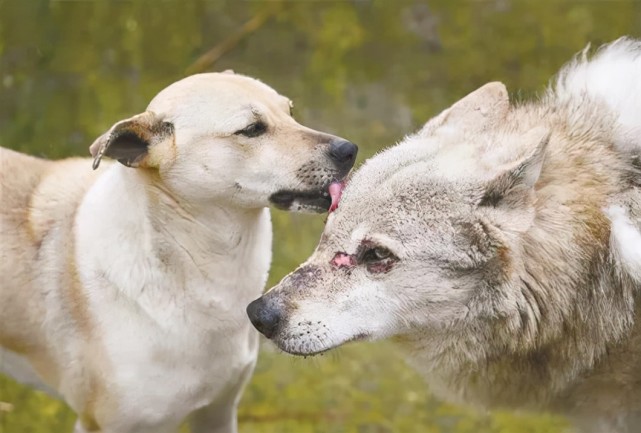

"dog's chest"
[68,207,272,423]
[109,318,258,420]
[90,263,264,424]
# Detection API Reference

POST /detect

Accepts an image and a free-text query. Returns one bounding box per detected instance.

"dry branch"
[186,7,279,75]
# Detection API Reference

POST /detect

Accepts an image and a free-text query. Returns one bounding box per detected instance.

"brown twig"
[186,6,279,75]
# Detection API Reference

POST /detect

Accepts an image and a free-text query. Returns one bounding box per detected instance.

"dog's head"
[248,83,552,358]
[89,72,357,212]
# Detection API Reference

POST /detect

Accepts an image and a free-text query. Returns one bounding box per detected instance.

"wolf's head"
[248,82,554,359]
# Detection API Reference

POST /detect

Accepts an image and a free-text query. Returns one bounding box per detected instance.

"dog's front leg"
[188,400,238,433]
[73,419,100,433]
[189,342,257,433]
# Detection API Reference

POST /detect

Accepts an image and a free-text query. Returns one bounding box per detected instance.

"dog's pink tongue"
[328,181,345,213]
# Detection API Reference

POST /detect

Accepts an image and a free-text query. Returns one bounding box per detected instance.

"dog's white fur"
[0,72,353,433]
[253,38,641,432]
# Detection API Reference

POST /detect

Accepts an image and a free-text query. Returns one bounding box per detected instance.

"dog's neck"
[123,165,267,255]
[78,164,272,312]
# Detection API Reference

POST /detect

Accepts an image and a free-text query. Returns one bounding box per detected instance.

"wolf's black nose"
[246,297,281,339]
[328,139,358,168]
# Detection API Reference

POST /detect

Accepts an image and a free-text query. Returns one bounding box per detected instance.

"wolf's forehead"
[342,169,477,213]
[348,124,529,197]
[329,180,474,243]
[346,145,487,201]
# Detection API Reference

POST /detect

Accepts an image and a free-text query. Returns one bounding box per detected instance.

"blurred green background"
[1,0,639,432]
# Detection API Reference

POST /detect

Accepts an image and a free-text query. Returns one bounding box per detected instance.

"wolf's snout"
[328,139,358,169]
[246,297,281,339]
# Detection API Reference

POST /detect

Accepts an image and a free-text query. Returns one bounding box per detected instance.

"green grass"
[1,342,568,433]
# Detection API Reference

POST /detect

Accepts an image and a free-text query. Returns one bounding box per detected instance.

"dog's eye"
[235,122,267,138]
[361,247,393,263]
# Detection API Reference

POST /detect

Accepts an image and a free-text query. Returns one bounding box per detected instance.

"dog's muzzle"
[328,139,358,171]
[268,138,357,213]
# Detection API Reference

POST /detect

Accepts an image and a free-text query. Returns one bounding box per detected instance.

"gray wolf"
[247,38,641,432]
[0,71,356,433]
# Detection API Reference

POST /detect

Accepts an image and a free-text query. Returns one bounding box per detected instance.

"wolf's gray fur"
[248,38,641,432]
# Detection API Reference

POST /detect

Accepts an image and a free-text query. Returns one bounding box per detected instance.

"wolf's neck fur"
[400,112,641,426]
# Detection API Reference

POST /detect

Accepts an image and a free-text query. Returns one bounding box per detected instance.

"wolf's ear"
[419,82,509,137]
[479,127,551,207]
[89,111,174,170]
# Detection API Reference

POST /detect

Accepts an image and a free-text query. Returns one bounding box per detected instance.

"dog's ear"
[479,127,551,208]
[419,82,509,137]
[89,111,174,170]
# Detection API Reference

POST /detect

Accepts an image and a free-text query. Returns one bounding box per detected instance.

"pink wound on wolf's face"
[328,181,345,213]
[331,252,355,268]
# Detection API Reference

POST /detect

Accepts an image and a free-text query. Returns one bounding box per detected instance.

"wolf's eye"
[360,245,398,274]
[235,121,267,138]
[361,247,393,263]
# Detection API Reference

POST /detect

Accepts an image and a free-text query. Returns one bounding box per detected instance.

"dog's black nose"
[328,139,358,168]
[246,297,281,339]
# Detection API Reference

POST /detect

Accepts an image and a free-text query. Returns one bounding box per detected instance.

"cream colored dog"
[0,72,356,433]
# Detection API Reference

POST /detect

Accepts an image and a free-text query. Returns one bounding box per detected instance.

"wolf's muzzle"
[246,296,281,339]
